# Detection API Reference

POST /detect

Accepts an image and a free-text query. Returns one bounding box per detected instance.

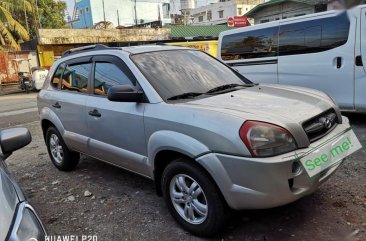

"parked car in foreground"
[37,44,362,236]
[0,128,46,241]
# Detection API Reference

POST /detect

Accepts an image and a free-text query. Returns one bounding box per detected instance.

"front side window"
[131,50,251,101]
[61,63,91,93]
[93,62,135,96]
[221,27,278,60]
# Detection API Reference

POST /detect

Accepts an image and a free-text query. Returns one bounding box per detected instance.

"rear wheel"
[162,159,228,237]
[46,126,79,171]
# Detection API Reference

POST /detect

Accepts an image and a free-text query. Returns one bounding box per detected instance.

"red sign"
[227,17,234,27]
[227,16,250,27]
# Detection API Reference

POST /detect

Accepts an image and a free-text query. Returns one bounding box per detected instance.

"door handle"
[356,55,363,66]
[336,57,342,69]
[52,102,61,109]
[88,109,101,117]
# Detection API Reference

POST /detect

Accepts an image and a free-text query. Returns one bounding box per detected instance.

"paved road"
[1,93,365,241]
[0,92,38,127]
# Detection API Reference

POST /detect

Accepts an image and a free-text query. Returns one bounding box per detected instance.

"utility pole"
[117,10,120,27]
[102,0,106,29]
[134,0,138,26]
[23,0,29,33]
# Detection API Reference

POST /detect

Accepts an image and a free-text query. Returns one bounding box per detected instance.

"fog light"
[292,161,303,176]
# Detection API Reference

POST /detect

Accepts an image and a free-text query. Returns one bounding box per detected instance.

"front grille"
[302,109,338,142]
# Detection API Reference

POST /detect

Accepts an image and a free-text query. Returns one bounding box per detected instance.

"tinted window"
[131,50,251,101]
[279,12,350,56]
[221,27,278,60]
[93,62,135,96]
[61,63,91,93]
[51,64,65,89]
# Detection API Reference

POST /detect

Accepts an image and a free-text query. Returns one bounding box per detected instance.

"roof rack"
[61,44,111,57]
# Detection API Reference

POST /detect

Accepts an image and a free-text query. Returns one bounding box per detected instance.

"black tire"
[162,159,228,237]
[45,126,79,171]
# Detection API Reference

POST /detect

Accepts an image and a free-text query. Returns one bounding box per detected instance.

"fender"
[40,107,65,136]
[147,130,210,177]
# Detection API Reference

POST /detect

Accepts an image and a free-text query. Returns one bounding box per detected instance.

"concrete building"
[246,0,328,24]
[70,0,171,29]
[189,0,263,25]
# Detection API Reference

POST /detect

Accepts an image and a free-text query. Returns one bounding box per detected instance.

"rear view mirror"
[0,128,32,157]
[107,85,144,102]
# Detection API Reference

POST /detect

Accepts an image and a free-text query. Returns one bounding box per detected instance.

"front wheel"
[162,159,228,237]
[46,126,79,171]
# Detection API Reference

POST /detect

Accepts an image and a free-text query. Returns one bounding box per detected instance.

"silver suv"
[37,44,361,236]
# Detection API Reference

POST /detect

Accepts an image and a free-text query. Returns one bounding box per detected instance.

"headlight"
[9,203,46,241]
[239,121,297,157]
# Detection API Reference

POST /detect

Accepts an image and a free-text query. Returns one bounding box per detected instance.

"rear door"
[355,7,366,110]
[50,58,91,152]
[85,55,149,176]
[278,12,355,110]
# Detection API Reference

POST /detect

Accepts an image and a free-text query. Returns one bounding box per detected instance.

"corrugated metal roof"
[165,25,236,38]
[246,0,325,17]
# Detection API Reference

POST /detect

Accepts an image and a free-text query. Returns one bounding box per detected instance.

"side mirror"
[107,85,144,103]
[0,128,32,157]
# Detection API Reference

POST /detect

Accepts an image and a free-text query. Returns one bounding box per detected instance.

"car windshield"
[131,50,252,101]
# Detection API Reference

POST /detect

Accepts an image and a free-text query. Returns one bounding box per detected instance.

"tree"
[0,0,30,50]
[37,0,67,29]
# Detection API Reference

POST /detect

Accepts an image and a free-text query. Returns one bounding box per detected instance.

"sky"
[63,0,75,18]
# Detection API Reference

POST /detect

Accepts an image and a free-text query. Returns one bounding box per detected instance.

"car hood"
[184,84,334,124]
[0,165,20,241]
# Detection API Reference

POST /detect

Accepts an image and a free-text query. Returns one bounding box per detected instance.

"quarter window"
[51,64,65,89]
[61,63,91,93]
[93,62,135,96]
[279,12,350,56]
[221,27,278,60]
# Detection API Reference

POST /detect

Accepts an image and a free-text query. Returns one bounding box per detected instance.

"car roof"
[60,44,195,60]
[122,45,194,54]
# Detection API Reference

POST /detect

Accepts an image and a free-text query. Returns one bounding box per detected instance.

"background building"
[190,0,262,25]
[246,0,328,24]
[70,0,171,28]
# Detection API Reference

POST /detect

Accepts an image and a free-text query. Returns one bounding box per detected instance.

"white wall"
[190,1,255,25]
[90,0,170,27]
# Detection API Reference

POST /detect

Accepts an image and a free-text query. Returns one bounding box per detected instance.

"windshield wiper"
[167,92,204,101]
[205,83,255,94]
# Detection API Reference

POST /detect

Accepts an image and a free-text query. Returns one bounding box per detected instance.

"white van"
[218,5,366,112]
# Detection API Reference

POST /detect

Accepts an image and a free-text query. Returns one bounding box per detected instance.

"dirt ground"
[1,103,365,240]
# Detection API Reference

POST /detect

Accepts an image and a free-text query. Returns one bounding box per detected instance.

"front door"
[85,56,148,176]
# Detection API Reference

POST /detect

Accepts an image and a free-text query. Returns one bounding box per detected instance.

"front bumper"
[196,116,352,210]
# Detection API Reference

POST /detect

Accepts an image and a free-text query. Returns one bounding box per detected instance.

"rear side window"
[50,64,65,89]
[61,63,91,93]
[93,62,135,96]
[220,27,278,60]
[279,12,350,56]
